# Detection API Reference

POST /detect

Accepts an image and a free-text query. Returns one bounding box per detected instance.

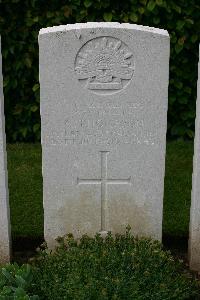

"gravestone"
[189,45,200,271]
[0,36,11,263]
[39,23,170,249]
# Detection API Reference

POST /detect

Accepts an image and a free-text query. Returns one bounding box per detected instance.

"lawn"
[7,144,43,238]
[7,141,194,239]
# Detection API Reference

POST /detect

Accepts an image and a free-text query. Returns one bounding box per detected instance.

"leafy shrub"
[0,0,199,142]
[31,230,199,299]
[0,263,39,299]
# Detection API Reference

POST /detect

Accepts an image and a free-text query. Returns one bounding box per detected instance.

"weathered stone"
[189,45,200,271]
[39,23,170,249]
[0,36,11,264]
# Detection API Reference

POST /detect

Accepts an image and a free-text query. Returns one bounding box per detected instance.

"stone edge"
[188,44,200,271]
[39,22,169,37]
[0,35,11,263]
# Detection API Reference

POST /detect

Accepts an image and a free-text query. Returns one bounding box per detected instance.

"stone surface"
[0,36,11,263]
[39,22,170,249]
[189,45,200,271]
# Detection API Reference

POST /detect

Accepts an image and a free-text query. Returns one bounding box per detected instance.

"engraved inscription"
[63,101,156,146]
[77,151,131,231]
[45,101,157,146]
[75,36,134,94]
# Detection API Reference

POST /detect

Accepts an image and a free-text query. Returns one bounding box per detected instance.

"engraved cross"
[77,151,131,232]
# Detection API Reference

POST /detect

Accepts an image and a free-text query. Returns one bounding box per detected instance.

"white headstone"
[39,23,169,249]
[0,36,11,263]
[189,45,200,271]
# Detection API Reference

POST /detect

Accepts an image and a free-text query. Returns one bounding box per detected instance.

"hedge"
[0,0,199,142]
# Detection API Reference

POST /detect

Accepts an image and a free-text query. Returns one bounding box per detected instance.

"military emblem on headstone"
[75,36,134,93]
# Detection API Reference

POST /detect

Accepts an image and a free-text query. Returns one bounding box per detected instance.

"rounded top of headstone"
[39,22,169,37]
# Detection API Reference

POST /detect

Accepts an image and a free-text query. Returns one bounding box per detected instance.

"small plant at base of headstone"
[30,228,199,300]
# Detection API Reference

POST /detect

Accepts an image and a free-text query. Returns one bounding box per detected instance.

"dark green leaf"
[32,84,39,92]
[130,12,138,22]
[175,43,183,54]
[147,0,156,11]
[103,12,112,22]
[84,0,92,8]
[176,20,184,30]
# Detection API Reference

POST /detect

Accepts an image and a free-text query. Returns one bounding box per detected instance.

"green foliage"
[31,229,198,299]
[0,0,199,141]
[0,263,39,299]
[0,231,198,299]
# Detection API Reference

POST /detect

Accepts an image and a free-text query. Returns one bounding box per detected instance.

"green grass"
[7,141,194,239]
[7,144,43,238]
[163,141,194,237]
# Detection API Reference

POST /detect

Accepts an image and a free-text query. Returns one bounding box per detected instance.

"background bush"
[0,0,199,142]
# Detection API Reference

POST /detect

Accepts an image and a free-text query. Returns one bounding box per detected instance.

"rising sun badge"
[75,36,134,93]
